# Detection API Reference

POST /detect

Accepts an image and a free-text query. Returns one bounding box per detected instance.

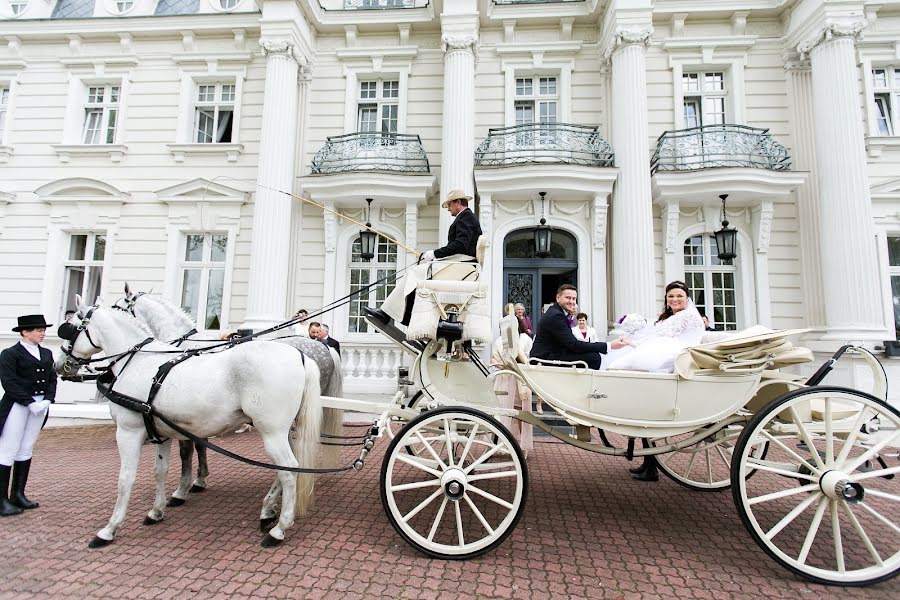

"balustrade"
[651,124,791,173]
[310,132,430,175]
[474,123,614,168]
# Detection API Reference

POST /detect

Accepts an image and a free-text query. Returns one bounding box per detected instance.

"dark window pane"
[93,235,106,261]
[889,237,900,267]
[69,235,87,260]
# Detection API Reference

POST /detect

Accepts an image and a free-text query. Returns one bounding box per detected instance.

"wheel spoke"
[396,452,443,478]
[760,430,822,476]
[468,470,519,483]
[683,449,698,480]
[458,421,480,467]
[797,496,828,565]
[715,443,731,469]
[843,430,900,474]
[830,500,845,573]
[705,448,713,484]
[839,501,883,566]
[463,493,495,535]
[752,483,819,507]
[765,491,820,540]
[788,407,825,470]
[444,418,455,468]
[454,500,465,547]
[467,483,514,510]
[464,443,502,475]
[855,501,900,537]
[864,487,900,504]
[833,407,873,467]
[402,488,444,523]
[391,479,441,492]
[415,430,448,471]
[825,397,834,466]
[427,497,448,542]
[850,464,900,482]
[746,459,815,481]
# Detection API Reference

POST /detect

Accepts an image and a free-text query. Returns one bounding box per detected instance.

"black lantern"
[714,194,737,262]
[534,191,552,258]
[358,198,377,261]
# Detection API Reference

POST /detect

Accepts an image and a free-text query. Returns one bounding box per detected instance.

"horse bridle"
[59,305,104,363]
[112,292,145,316]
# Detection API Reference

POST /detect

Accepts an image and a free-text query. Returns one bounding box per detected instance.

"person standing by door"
[0,314,57,516]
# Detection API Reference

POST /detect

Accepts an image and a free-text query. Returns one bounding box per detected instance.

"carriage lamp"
[358,198,377,261]
[714,194,737,262]
[534,191,552,258]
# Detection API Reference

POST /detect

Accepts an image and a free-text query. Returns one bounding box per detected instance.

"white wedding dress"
[606,302,705,373]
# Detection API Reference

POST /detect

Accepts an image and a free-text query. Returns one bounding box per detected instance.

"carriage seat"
[428,235,487,283]
[675,327,813,379]
[406,278,491,347]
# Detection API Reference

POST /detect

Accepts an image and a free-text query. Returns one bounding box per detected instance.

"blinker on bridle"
[59,305,103,362]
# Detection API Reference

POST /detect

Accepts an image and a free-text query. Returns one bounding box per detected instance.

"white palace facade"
[2,0,900,412]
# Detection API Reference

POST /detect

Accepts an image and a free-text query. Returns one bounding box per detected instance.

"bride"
[606,281,705,373]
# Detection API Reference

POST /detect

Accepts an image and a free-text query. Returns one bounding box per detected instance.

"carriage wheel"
[386,390,426,455]
[732,386,900,586]
[380,406,528,560]
[655,426,768,492]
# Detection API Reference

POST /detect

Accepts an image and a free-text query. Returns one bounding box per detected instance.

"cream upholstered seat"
[429,234,485,283]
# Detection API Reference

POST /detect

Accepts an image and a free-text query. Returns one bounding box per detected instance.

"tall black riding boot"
[10,459,39,509]
[0,464,23,516]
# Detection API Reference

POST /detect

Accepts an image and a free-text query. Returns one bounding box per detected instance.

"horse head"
[58,295,107,364]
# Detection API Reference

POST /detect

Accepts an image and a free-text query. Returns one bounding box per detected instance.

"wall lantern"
[534,191,552,258]
[358,198,377,262]
[714,193,737,262]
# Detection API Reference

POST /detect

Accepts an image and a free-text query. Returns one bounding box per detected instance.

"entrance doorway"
[502,228,578,330]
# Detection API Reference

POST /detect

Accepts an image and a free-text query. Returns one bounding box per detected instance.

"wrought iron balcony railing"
[651,124,792,174]
[310,132,430,175]
[342,0,415,9]
[475,123,614,168]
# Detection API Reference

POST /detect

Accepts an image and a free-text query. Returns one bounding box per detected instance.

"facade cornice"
[494,40,583,58]
[474,163,619,198]
[651,168,808,205]
[335,46,418,63]
[661,35,758,52]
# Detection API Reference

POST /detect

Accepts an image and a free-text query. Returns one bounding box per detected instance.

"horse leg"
[192,442,209,492]
[90,428,145,548]
[145,439,171,524]
[259,478,282,532]
[169,440,193,506]
[258,431,298,547]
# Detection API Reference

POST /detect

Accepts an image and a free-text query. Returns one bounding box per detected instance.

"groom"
[531,284,626,370]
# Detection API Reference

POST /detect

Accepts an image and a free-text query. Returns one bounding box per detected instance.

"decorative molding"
[478,195,492,247]
[405,201,417,253]
[50,144,128,164]
[0,145,12,163]
[593,195,608,250]
[603,26,654,63]
[441,33,478,54]
[324,202,337,253]
[665,201,680,253]
[753,200,774,254]
[167,143,244,163]
[797,20,867,59]
[549,200,589,217]
[494,200,533,216]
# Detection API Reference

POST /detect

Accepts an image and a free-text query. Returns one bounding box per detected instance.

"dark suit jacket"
[322,337,341,357]
[530,303,607,362]
[0,342,57,435]
[433,208,482,259]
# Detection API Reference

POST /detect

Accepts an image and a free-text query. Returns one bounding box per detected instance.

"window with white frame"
[682,72,727,128]
[62,233,106,318]
[872,67,900,136]
[889,236,900,339]
[348,237,397,333]
[10,0,28,15]
[683,233,737,330]
[514,75,558,125]
[357,79,399,135]
[82,84,120,145]
[179,233,228,330]
[194,82,235,144]
[0,86,8,140]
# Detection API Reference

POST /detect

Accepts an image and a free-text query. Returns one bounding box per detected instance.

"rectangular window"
[63,233,106,319]
[684,234,737,331]
[348,238,397,334]
[682,71,727,127]
[889,236,900,339]
[0,87,8,140]
[194,83,235,144]
[357,79,399,136]
[82,85,120,145]
[513,76,558,126]
[179,233,228,330]
[871,67,900,137]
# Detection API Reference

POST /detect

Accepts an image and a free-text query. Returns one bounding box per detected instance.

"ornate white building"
[1,0,899,415]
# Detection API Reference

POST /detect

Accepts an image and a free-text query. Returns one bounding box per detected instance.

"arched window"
[683,233,738,330]
[348,236,397,333]
[503,227,576,260]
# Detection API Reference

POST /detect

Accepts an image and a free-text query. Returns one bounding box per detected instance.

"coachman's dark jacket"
[433,208,482,259]
[0,343,57,435]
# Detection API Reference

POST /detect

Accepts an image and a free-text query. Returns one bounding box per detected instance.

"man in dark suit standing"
[369,189,482,326]
[531,285,627,370]
[317,324,341,357]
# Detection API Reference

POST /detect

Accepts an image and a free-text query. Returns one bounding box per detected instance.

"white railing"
[341,341,405,395]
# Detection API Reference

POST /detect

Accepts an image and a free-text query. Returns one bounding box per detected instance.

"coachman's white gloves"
[28,400,51,416]
[421,250,435,262]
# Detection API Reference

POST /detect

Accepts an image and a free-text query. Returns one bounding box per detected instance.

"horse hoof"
[189,485,207,493]
[260,533,282,548]
[167,497,186,507]
[143,515,162,526]
[88,536,113,549]
[259,517,277,532]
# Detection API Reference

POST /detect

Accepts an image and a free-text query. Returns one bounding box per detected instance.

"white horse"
[62,296,322,548]
[117,285,344,513]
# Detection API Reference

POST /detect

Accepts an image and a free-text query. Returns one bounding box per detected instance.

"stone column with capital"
[243,40,303,328]
[606,27,657,320]
[801,22,887,340]
[439,32,477,245]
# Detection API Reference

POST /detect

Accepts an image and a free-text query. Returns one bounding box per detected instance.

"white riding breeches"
[0,402,46,465]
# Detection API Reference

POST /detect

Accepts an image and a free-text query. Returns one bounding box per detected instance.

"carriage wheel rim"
[733,387,900,585]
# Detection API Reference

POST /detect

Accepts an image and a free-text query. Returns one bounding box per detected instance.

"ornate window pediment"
[156,178,248,231]
[36,177,126,203]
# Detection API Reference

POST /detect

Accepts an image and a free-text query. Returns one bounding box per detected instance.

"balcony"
[310,132,430,175]
[474,123,614,168]
[651,124,791,174]
[342,0,416,8]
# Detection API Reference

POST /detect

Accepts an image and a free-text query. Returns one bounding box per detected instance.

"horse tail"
[320,347,344,468]
[293,357,322,517]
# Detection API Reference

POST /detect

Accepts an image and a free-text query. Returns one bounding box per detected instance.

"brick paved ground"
[1,424,898,600]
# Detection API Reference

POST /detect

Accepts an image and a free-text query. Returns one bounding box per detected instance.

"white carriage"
[337,251,900,588]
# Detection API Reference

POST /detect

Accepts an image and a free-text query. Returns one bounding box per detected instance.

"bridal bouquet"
[616,313,648,335]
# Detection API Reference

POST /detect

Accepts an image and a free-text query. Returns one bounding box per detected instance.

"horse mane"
[105,305,154,337]
[138,294,197,333]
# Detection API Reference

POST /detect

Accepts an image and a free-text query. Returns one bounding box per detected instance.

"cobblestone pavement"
[1,424,898,600]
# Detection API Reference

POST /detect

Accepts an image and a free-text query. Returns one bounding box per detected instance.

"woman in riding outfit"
[0,314,56,516]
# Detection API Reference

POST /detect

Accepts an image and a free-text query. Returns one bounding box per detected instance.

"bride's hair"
[657,280,691,323]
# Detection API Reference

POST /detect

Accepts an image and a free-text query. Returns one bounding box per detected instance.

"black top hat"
[13,314,53,332]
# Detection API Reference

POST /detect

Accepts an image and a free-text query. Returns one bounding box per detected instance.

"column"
[439,32,477,244]
[243,40,302,328]
[802,23,886,339]
[608,27,657,320]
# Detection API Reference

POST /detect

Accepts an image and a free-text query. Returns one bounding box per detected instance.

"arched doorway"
[502,228,578,329]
